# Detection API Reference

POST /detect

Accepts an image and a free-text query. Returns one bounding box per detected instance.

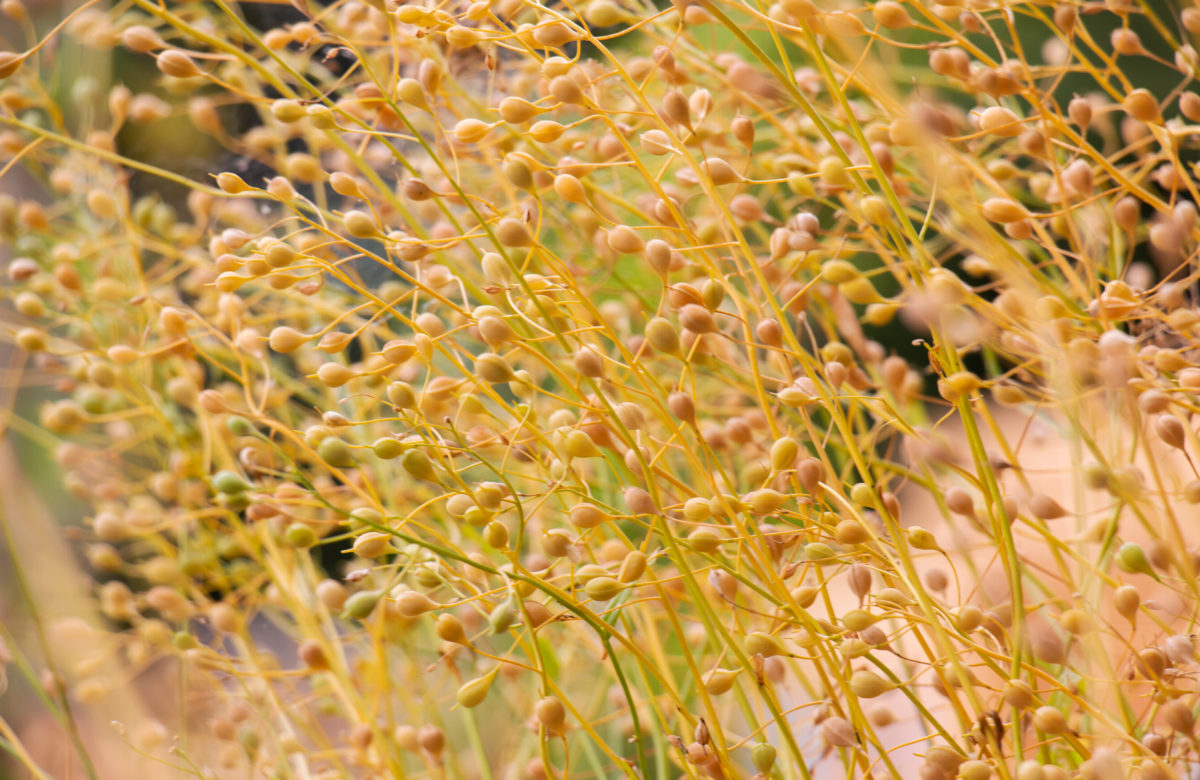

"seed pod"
[981,197,1029,223]
[343,590,382,620]
[1116,542,1154,576]
[1028,494,1067,520]
[495,218,533,247]
[1123,88,1160,123]
[475,352,516,383]
[700,157,741,185]
[396,591,438,617]
[549,75,584,104]
[704,667,740,695]
[1114,584,1140,622]
[456,672,494,708]
[157,49,201,79]
[1002,678,1034,709]
[569,502,609,528]
[645,317,680,354]
[1155,415,1186,450]
[849,669,893,698]
[679,304,716,333]
[435,613,468,644]
[1032,706,1068,734]
[607,225,645,254]
[296,639,329,670]
[585,576,622,602]
[534,696,566,733]
[668,391,696,425]
[625,487,656,515]
[402,449,438,481]
[1161,699,1194,734]
[745,632,786,657]
[1067,96,1092,128]
[979,106,1021,137]
[618,551,646,583]
[352,532,392,558]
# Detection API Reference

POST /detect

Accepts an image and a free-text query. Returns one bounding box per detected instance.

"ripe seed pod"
[618,550,646,583]
[1114,584,1140,622]
[395,590,438,617]
[156,49,200,78]
[979,105,1021,137]
[1161,699,1194,734]
[981,197,1029,223]
[668,391,696,425]
[475,353,516,383]
[1123,89,1160,123]
[679,304,716,333]
[700,157,741,185]
[872,0,911,28]
[549,75,584,104]
[496,217,533,247]
[352,532,392,559]
[569,502,609,528]
[534,696,566,733]
[435,614,467,644]
[1032,706,1069,734]
[745,632,786,657]
[704,667,740,695]
[849,669,893,698]
[1028,494,1067,520]
[1155,415,1186,450]
[1067,96,1092,128]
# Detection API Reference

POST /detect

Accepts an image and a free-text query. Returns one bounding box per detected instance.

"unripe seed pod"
[534,696,566,733]
[1033,706,1069,734]
[352,532,392,558]
[456,672,494,708]
[1123,89,1160,123]
[402,449,438,481]
[157,49,201,78]
[751,743,777,774]
[585,576,621,601]
[849,669,893,698]
[475,353,516,383]
[1116,542,1154,576]
[645,317,680,354]
[343,590,382,620]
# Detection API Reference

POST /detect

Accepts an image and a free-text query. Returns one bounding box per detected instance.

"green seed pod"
[849,669,893,698]
[317,437,356,468]
[456,671,495,708]
[489,600,516,634]
[683,497,713,521]
[343,590,382,620]
[402,449,438,481]
[373,437,405,459]
[563,429,600,459]
[907,526,942,551]
[688,528,722,553]
[212,470,250,495]
[645,317,680,354]
[1115,542,1154,576]
[805,542,836,562]
[751,743,777,774]
[585,576,622,602]
[284,523,318,548]
[745,631,786,657]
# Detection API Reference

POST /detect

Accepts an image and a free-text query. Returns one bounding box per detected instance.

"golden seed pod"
[744,631,786,657]
[1001,678,1035,709]
[569,502,610,528]
[316,362,356,388]
[679,303,716,333]
[979,105,1021,137]
[298,639,329,670]
[700,157,741,185]
[980,197,1029,223]
[553,173,587,204]
[156,49,200,79]
[703,667,740,695]
[688,527,721,553]
[548,75,584,104]
[848,669,893,698]
[456,671,494,708]
[498,96,540,124]
[1032,705,1069,734]
[607,225,645,254]
[1161,699,1194,734]
[453,118,491,143]
[872,0,911,28]
[1123,88,1160,123]
[495,217,533,247]
[534,696,566,733]
[395,590,439,618]
[1155,415,1186,450]
[475,352,515,383]
[352,532,392,559]
[667,391,695,425]
[618,550,646,583]
[1114,586,1140,626]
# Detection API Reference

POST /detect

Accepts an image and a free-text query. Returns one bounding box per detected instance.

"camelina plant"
[2,0,1200,778]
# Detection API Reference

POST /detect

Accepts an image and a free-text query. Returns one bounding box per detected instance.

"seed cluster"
[3,0,1200,778]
